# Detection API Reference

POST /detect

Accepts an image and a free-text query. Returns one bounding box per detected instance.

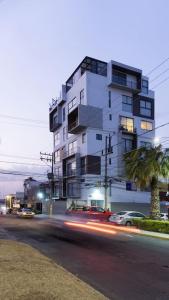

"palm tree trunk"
[150,177,160,219]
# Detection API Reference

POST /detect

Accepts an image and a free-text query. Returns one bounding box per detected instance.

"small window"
[80,89,84,103]
[63,127,66,141]
[108,91,111,108]
[142,80,148,94]
[54,132,60,147]
[63,107,66,122]
[122,95,133,113]
[96,134,102,141]
[109,114,112,121]
[109,158,111,165]
[82,133,86,144]
[141,121,153,131]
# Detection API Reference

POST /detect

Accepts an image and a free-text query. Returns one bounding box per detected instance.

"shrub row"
[133,219,169,234]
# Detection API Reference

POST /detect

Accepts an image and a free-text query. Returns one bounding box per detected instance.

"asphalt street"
[0,215,169,300]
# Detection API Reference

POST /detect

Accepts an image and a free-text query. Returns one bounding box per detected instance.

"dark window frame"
[96,134,102,141]
[122,95,133,112]
[142,79,148,94]
[140,100,152,117]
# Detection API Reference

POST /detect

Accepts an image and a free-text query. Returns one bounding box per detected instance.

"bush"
[133,219,169,234]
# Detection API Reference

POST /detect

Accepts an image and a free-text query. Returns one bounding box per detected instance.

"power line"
[0,160,49,167]
[0,114,48,124]
[146,57,169,76]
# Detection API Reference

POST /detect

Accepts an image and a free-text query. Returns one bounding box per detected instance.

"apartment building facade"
[49,57,155,212]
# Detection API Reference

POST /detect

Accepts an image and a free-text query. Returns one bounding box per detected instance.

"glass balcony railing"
[112,75,137,90]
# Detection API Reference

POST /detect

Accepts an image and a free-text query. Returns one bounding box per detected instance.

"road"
[0,214,169,300]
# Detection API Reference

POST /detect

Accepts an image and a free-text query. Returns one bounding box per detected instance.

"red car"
[66,206,113,221]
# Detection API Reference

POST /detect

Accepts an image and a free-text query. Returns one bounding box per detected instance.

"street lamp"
[37,192,44,200]
[153,137,160,146]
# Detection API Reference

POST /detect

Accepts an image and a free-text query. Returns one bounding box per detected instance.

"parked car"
[160,213,169,221]
[109,211,145,226]
[17,208,35,218]
[66,206,113,221]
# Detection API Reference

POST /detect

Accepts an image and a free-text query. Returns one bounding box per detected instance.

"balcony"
[62,147,80,159]
[110,75,140,93]
[68,104,103,134]
[109,62,142,94]
[119,125,137,135]
[50,121,62,132]
[66,169,77,177]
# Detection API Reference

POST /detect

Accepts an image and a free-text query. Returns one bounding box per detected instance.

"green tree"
[124,145,169,219]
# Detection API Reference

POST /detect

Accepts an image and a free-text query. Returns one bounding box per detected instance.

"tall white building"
[49,57,155,212]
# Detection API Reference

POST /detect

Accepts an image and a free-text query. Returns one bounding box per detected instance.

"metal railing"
[119,125,137,133]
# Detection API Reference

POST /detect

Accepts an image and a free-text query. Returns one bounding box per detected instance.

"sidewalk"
[138,229,169,240]
[0,239,107,300]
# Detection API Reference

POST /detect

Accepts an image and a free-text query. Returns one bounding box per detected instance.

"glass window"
[54,149,60,163]
[109,114,112,121]
[54,132,60,147]
[122,95,133,112]
[108,91,111,108]
[68,140,77,155]
[63,107,66,122]
[67,182,79,197]
[80,89,84,103]
[120,117,134,132]
[81,157,86,175]
[141,121,153,131]
[113,70,127,85]
[63,127,66,141]
[68,97,76,112]
[140,141,152,148]
[67,161,76,176]
[96,134,102,140]
[109,158,111,165]
[140,100,152,117]
[122,138,133,153]
[82,133,86,144]
[142,80,148,94]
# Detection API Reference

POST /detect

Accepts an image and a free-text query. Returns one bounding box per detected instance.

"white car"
[160,213,168,221]
[109,211,145,226]
[17,208,35,218]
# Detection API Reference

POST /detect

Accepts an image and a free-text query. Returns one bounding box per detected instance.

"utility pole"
[40,152,54,216]
[104,134,113,210]
[104,136,108,210]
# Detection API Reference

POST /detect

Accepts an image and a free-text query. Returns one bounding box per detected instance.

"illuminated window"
[141,121,153,131]
[120,117,134,132]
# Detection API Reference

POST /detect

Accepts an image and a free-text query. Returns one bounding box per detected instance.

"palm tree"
[124,145,169,219]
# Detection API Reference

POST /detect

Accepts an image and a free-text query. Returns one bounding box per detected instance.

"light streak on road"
[87,222,141,234]
[64,221,116,235]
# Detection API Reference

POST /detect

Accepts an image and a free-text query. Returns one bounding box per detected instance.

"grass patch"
[0,240,107,300]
